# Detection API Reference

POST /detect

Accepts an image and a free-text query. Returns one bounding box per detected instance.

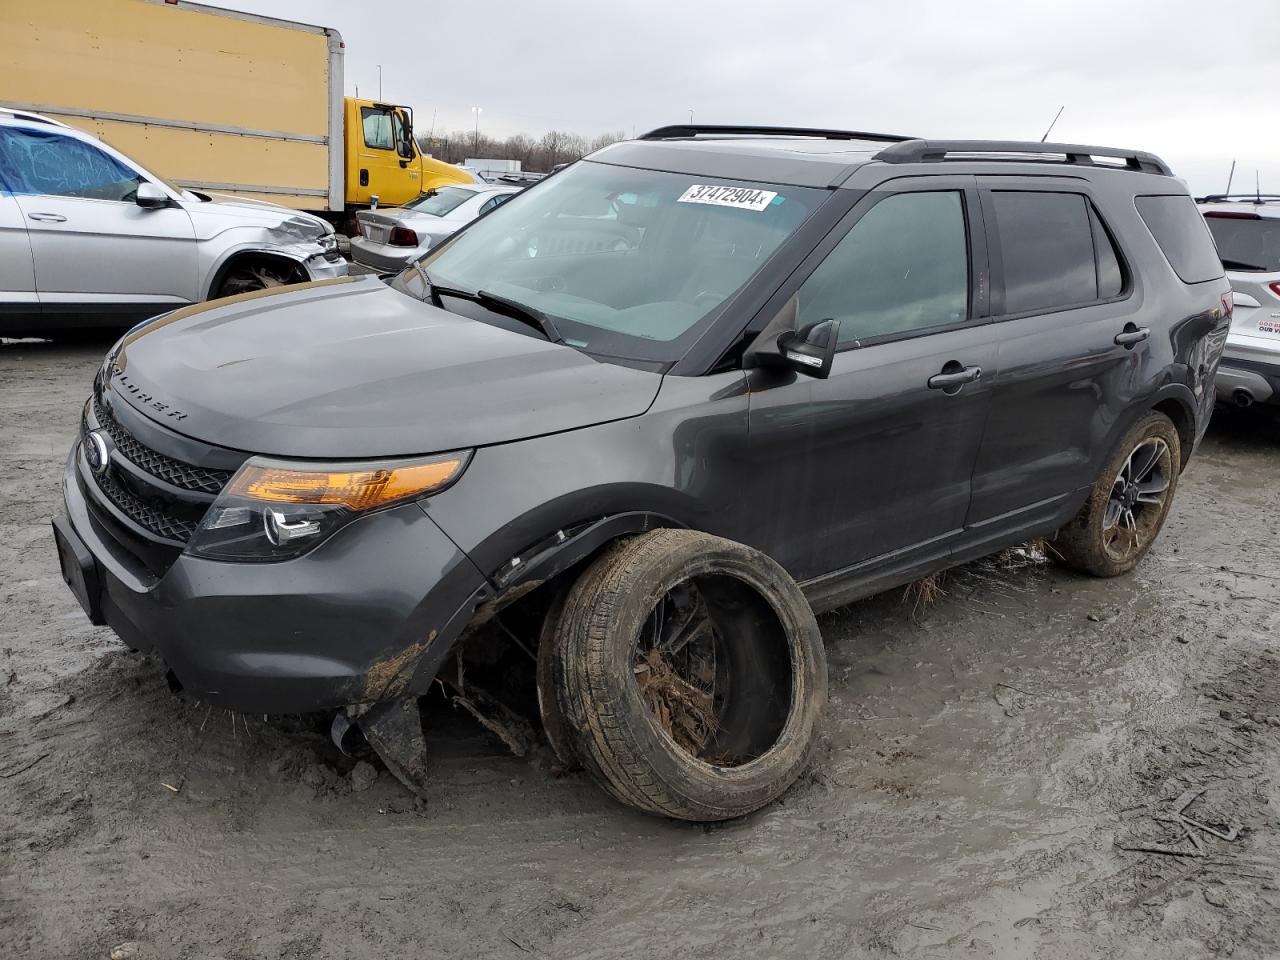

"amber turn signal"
[225,455,467,511]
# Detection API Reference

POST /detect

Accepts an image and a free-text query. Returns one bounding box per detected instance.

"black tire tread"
[553,529,825,821]
[1055,411,1181,578]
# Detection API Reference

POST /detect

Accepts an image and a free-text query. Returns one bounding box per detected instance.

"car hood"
[188,192,335,235]
[108,276,662,458]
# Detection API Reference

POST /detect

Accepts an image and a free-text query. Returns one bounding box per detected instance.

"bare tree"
[418,126,625,171]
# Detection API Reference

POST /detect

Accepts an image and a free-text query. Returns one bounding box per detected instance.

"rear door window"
[1202,213,1280,273]
[991,191,1098,314]
[1135,195,1224,283]
[0,128,141,201]
[796,190,969,345]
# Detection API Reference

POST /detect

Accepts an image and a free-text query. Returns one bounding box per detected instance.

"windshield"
[412,161,823,361]
[404,186,477,217]
[1204,213,1280,273]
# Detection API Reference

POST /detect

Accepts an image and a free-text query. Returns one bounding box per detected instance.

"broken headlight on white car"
[186,452,470,561]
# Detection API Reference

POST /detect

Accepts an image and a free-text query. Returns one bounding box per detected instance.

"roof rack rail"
[874,139,1172,176]
[641,124,915,144]
[1197,193,1280,202]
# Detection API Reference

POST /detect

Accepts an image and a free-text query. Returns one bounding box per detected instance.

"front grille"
[93,397,231,494]
[93,467,200,542]
[82,398,231,549]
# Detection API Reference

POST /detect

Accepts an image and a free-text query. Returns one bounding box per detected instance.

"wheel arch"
[398,510,688,700]
[1148,385,1198,469]
[203,249,310,300]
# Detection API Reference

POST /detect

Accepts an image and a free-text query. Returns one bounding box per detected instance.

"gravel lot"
[2,333,1279,960]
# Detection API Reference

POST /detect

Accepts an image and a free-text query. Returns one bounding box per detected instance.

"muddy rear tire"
[1055,410,1181,577]
[550,528,826,821]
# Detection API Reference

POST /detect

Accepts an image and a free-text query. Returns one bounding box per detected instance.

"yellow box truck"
[1,0,474,225]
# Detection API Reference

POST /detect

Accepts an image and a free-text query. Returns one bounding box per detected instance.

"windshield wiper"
[476,289,564,343]
[417,273,564,343]
[409,261,441,307]
[1220,257,1268,271]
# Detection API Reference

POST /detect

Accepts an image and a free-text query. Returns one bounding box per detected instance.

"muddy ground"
[2,334,1278,960]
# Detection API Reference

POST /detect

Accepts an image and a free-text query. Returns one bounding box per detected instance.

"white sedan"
[350,183,521,273]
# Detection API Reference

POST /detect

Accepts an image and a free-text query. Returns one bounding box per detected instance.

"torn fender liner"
[359,697,430,800]
[362,631,436,702]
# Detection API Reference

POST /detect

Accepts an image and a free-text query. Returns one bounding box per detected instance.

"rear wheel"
[1055,411,1181,577]
[550,529,826,821]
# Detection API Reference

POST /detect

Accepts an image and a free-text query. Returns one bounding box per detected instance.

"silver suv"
[1198,194,1280,407]
[0,109,346,336]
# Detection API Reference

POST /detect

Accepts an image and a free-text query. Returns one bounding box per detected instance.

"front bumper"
[303,251,350,282]
[57,442,489,714]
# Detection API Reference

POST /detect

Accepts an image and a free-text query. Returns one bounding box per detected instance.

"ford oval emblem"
[85,430,111,477]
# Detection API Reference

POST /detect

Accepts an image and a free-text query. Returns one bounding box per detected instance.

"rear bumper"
[349,238,420,273]
[1216,354,1280,406]
[58,442,489,714]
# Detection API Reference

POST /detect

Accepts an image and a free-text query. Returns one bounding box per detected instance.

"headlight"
[186,451,470,562]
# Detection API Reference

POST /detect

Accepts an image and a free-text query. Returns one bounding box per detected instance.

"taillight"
[1222,292,1234,320]
[389,226,419,247]
[1269,282,1280,300]
[352,218,363,237]
[1203,211,1262,220]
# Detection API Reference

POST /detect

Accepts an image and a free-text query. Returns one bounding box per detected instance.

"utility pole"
[472,106,483,154]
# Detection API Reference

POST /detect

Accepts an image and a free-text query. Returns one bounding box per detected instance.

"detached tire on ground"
[1055,410,1182,578]
[549,528,826,821]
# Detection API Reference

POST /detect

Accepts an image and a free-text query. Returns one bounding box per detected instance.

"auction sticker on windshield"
[678,184,779,212]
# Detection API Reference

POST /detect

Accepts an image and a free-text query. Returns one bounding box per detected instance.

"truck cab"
[344,98,475,209]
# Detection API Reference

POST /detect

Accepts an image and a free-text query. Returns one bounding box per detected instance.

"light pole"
[377,65,382,101]
[688,109,694,124]
[471,106,483,155]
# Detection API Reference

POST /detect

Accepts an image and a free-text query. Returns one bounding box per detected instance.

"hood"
[192,192,335,235]
[108,276,662,459]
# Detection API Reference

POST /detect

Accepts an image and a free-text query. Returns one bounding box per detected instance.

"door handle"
[28,212,67,222]
[1114,325,1150,348]
[928,365,982,390]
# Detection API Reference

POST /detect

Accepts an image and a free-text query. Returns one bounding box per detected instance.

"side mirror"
[135,182,171,209]
[776,318,840,379]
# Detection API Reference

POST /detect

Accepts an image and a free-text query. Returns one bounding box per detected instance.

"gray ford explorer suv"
[53,125,1231,821]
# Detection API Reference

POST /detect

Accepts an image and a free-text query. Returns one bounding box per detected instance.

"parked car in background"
[349,183,520,272]
[1198,194,1280,407]
[0,109,346,336]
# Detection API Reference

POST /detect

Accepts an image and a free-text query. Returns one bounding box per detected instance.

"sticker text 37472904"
[677,184,779,212]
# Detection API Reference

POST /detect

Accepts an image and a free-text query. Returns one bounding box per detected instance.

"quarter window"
[0,128,141,201]
[797,191,969,345]
[991,191,1097,314]
[1136,195,1226,283]
[1091,206,1124,298]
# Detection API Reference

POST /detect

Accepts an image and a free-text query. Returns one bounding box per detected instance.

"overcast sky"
[227,0,1279,196]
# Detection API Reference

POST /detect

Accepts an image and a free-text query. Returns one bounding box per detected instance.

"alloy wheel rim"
[1102,437,1171,561]
[633,581,726,762]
